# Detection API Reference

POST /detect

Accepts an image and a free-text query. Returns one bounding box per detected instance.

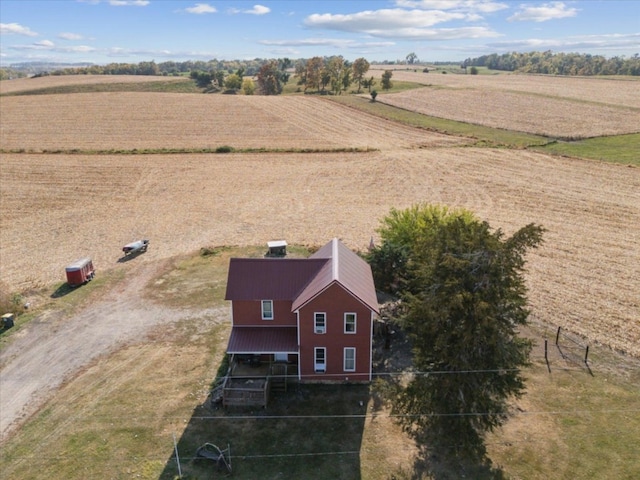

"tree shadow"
[406,442,506,480]
[371,313,506,480]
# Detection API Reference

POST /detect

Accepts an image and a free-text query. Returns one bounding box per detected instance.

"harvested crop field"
[370,68,640,109]
[1,147,639,357]
[0,93,465,151]
[0,74,189,95]
[1,73,639,358]
[376,87,640,138]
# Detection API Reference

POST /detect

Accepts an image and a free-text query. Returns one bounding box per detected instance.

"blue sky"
[1,0,638,66]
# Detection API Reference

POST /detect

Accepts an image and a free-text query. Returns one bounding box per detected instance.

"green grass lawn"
[534,133,640,165]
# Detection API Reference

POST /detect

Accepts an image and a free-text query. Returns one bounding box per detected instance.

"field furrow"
[1,149,638,357]
[0,93,466,151]
[376,88,640,138]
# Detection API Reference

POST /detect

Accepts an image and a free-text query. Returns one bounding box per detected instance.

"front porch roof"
[227,327,298,354]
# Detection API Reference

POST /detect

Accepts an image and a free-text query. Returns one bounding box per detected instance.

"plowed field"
[0,74,189,95]
[0,93,465,151]
[369,68,640,138]
[1,77,639,359]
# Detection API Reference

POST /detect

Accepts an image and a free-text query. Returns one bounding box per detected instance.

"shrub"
[215,145,234,153]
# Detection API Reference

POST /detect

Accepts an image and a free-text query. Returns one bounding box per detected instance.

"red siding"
[298,283,372,382]
[231,300,296,327]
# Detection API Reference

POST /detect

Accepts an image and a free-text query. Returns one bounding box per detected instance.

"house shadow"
[158,382,369,479]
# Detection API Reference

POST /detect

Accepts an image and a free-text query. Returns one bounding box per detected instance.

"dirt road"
[0,259,224,442]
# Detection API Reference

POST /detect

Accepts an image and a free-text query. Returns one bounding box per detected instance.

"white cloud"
[395,1,509,13]
[58,32,84,40]
[304,8,501,40]
[79,0,149,5]
[228,4,271,15]
[185,3,217,14]
[1,23,38,36]
[305,9,468,31]
[67,45,95,53]
[508,2,578,22]
[109,0,150,6]
[246,5,270,15]
[489,32,640,52]
[34,40,55,48]
[260,38,395,49]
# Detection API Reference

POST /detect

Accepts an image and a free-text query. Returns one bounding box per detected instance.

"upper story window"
[314,312,326,334]
[261,300,273,320]
[344,313,356,334]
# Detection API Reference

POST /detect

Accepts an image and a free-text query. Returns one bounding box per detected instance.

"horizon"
[1,1,638,67]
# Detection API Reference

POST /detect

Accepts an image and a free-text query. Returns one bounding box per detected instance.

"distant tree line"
[463,50,640,76]
[41,59,266,77]
[291,56,374,95]
[0,68,28,80]
[12,56,377,96]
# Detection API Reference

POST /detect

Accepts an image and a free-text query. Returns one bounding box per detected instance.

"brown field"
[0,74,189,95]
[0,93,465,151]
[370,67,640,109]
[376,88,640,138]
[1,75,639,478]
[0,76,639,359]
[369,68,640,138]
[1,147,639,357]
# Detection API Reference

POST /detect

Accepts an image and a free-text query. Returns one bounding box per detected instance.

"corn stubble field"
[1,73,639,478]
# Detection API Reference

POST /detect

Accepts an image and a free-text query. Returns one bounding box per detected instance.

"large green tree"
[370,204,544,465]
[256,60,283,95]
[381,69,393,90]
[352,57,370,93]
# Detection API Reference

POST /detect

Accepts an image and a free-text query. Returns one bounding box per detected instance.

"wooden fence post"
[584,345,589,364]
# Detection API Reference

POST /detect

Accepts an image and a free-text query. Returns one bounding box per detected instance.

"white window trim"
[344,312,357,334]
[344,347,356,372]
[314,347,326,373]
[314,312,326,334]
[261,300,273,320]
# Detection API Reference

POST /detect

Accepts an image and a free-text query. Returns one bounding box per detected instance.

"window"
[314,312,326,334]
[344,313,356,334]
[261,300,273,320]
[315,348,326,373]
[344,347,356,372]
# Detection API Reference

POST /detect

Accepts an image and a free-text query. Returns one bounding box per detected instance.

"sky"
[1,0,638,66]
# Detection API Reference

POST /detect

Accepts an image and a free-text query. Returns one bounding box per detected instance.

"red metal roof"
[225,258,328,300]
[227,327,298,353]
[292,239,379,313]
[225,238,379,313]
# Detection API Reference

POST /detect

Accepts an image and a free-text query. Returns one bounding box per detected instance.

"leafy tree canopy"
[369,204,544,467]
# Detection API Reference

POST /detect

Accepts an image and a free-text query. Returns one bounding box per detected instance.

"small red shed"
[65,257,95,287]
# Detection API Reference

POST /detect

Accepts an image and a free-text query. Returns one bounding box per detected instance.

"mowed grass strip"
[328,94,550,147]
[534,133,640,165]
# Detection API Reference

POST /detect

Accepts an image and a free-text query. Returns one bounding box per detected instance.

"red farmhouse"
[225,238,379,383]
